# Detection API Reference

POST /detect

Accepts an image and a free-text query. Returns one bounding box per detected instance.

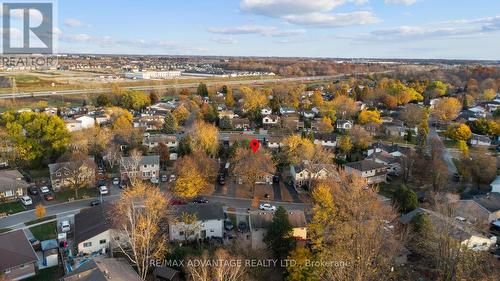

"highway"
[0,71,392,100]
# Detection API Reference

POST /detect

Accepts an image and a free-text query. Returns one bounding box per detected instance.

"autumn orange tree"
[308,172,403,281]
[189,120,219,156]
[173,151,217,199]
[113,180,169,280]
[431,97,461,124]
[35,204,46,219]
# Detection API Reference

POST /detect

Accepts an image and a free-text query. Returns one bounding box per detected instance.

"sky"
[16,0,500,59]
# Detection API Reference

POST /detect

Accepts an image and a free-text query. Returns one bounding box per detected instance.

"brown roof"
[0,230,38,271]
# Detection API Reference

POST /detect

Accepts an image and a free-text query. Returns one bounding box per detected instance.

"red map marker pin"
[249,139,260,153]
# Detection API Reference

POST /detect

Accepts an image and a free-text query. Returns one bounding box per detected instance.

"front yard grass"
[29,221,57,241]
[25,215,56,226]
[0,201,25,215]
[54,187,99,202]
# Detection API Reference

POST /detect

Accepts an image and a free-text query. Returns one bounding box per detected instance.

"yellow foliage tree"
[431,97,461,123]
[189,120,219,156]
[173,105,190,125]
[446,123,472,141]
[282,135,315,164]
[35,204,46,219]
[358,109,382,125]
[173,156,207,199]
[240,86,268,112]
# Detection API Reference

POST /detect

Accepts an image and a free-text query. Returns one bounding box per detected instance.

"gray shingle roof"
[172,204,224,221]
[74,205,112,245]
[344,159,387,172]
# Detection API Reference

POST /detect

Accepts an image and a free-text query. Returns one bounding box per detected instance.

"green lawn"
[0,228,11,234]
[0,201,25,215]
[25,266,61,281]
[29,221,57,241]
[378,182,400,199]
[25,215,56,226]
[55,187,99,202]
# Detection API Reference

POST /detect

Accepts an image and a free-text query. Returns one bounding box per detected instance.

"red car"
[169,199,187,205]
[44,194,55,201]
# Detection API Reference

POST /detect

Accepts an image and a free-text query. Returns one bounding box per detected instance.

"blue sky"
[53,0,500,59]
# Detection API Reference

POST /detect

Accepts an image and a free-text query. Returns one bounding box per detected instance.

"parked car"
[150,177,159,184]
[99,186,108,195]
[161,175,168,182]
[20,196,33,206]
[40,186,50,194]
[192,197,209,204]
[169,175,176,182]
[224,219,234,231]
[97,179,106,186]
[28,187,38,195]
[259,203,276,211]
[218,174,226,185]
[112,178,120,185]
[44,194,54,201]
[61,221,71,232]
[90,200,101,206]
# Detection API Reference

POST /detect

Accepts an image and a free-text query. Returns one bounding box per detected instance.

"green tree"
[392,184,418,214]
[264,206,294,259]
[219,116,232,130]
[3,112,70,165]
[285,246,317,281]
[197,82,208,97]
[96,94,111,107]
[120,90,151,111]
[163,111,178,134]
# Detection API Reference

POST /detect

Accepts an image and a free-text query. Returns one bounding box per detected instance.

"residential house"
[0,170,29,201]
[491,176,500,193]
[65,115,96,132]
[219,110,237,119]
[0,230,38,281]
[367,151,402,176]
[336,119,353,131]
[301,110,315,119]
[133,115,164,131]
[400,208,496,251]
[265,136,284,149]
[120,155,160,181]
[231,117,251,130]
[261,107,272,115]
[250,210,307,249]
[143,134,178,150]
[61,257,142,281]
[455,193,500,226]
[290,161,337,189]
[344,160,388,184]
[282,115,304,131]
[470,134,491,147]
[367,142,410,157]
[263,114,279,125]
[219,133,265,146]
[313,133,337,148]
[74,205,114,255]
[169,204,224,241]
[48,158,96,191]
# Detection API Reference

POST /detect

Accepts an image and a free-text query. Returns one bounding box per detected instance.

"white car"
[99,186,108,195]
[259,203,276,211]
[40,186,50,194]
[169,175,176,182]
[150,177,159,184]
[61,221,70,232]
[20,196,33,206]
[112,178,120,185]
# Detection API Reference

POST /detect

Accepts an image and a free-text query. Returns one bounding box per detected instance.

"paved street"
[428,124,458,175]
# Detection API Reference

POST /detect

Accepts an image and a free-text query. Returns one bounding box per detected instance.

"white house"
[290,161,337,189]
[261,107,272,115]
[120,155,160,181]
[280,107,296,115]
[169,204,224,242]
[313,133,337,148]
[266,136,284,149]
[344,160,388,184]
[263,115,279,125]
[74,205,113,255]
[65,115,95,132]
[470,134,491,147]
[336,119,353,131]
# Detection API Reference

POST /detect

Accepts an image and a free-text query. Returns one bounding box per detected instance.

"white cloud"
[213,38,239,44]
[208,25,305,37]
[283,11,380,27]
[239,0,377,28]
[384,0,419,5]
[64,18,88,28]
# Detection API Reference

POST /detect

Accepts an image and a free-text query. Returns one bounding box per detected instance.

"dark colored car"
[170,199,187,205]
[192,197,209,204]
[28,187,38,195]
[273,175,280,183]
[90,200,101,206]
[218,175,226,185]
[97,179,106,186]
[44,194,54,201]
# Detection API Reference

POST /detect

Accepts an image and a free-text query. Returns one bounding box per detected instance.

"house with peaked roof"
[313,133,337,148]
[290,161,337,189]
[142,133,178,150]
[455,193,500,226]
[120,155,160,181]
[344,159,388,184]
[231,117,251,130]
[169,204,224,242]
[367,151,402,176]
[74,205,114,255]
[61,257,141,281]
[48,158,96,191]
[250,210,307,249]
[336,119,353,131]
[469,134,491,147]
[263,114,279,125]
[0,230,38,281]
[0,169,29,201]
